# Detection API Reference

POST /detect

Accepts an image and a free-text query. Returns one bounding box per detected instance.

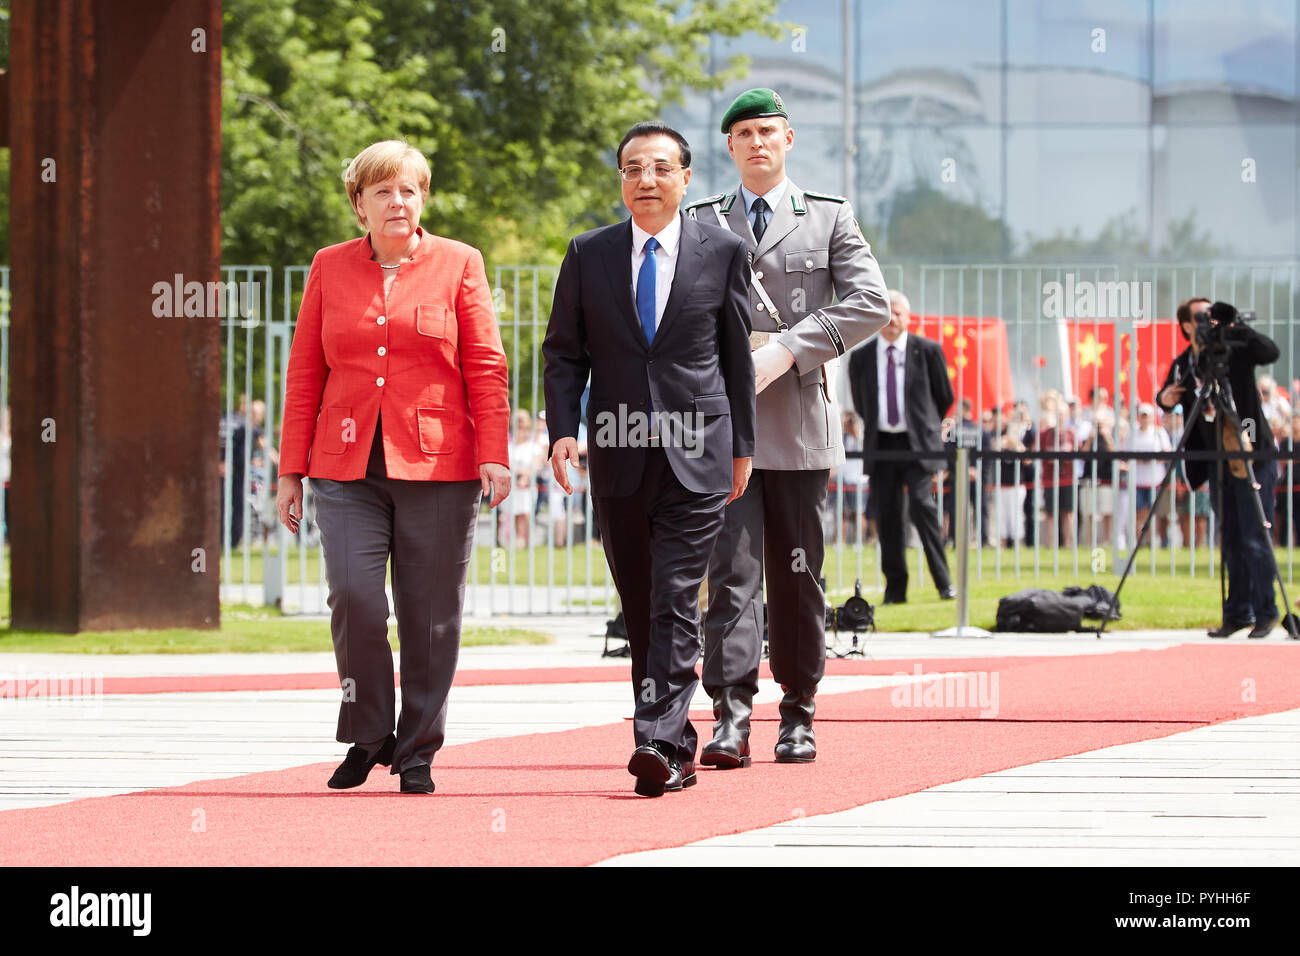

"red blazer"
[279,228,509,481]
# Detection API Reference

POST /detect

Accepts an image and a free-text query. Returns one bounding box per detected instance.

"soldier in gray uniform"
[686,89,890,767]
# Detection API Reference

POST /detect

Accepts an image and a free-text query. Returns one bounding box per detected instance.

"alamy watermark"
[891,665,1000,718]
[152,275,260,322]
[0,669,104,713]
[1042,273,1152,326]
[591,404,707,459]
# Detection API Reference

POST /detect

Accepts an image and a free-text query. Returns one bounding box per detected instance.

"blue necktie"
[637,236,659,345]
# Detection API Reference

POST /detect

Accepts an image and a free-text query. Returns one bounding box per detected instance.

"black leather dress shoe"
[628,740,675,797]
[327,734,395,789]
[939,586,957,600]
[882,595,906,606]
[1248,614,1279,639]
[399,765,435,794]
[1207,620,1253,638]
[774,686,817,763]
[700,687,753,769]
[665,758,696,792]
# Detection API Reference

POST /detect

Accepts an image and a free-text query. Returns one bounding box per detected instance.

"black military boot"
[774,685,816,763]
[699,686,753,769]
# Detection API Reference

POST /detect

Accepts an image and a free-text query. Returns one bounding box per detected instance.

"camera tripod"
[1097,354,1298,638]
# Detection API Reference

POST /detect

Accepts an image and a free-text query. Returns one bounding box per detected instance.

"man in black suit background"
[544,122,756,796]
[848,290,955,604]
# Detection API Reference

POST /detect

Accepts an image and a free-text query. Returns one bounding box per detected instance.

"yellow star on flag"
[944,323,956,338]
[1076,332,1107,369]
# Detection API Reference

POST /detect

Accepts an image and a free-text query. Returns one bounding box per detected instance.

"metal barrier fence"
[2,262,1297,615]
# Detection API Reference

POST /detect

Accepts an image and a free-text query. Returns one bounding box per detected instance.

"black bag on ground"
[995,585,1120,633]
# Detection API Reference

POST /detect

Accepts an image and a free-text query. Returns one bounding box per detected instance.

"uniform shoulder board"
[684,193,725,211]
[803,190,848,203]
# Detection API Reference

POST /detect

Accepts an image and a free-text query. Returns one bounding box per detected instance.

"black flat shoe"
[1248,615,1279,639]
[665,758,696,792]
[399,765,435,794]
[327,734,395,789]
[628,740,674,797]
[1207,620,1253,638]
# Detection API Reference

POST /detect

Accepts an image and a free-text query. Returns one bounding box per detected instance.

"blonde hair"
[343,140,431,229]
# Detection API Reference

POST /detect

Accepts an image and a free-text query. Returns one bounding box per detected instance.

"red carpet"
[0,645,1295,866]
[0,654,1066,696]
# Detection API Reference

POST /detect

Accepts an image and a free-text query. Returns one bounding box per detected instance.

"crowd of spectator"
[216,378,1300,556]
[830,376,1300,553]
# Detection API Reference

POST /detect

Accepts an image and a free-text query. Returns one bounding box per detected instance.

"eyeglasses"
[619,163,685,182]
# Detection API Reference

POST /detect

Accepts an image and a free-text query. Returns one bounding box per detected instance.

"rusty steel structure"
[8,0,223,630]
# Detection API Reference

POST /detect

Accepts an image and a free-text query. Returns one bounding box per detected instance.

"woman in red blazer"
[276,140,510,794]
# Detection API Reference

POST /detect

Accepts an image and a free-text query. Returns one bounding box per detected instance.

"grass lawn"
[824,545,1299,632]
[0,603,553,654]
[3,540,1297,641]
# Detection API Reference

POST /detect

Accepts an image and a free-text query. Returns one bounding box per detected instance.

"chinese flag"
[912,314,1015,412]
[1064,320,1183,405]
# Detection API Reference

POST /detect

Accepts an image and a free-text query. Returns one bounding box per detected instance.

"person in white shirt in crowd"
[506,408,541,548]
[1125,402,1172,548]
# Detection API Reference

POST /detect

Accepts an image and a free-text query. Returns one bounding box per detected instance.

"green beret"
[720,88,788,134]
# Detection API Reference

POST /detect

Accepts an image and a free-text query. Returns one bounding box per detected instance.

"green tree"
[1021,209,1149,262]
[220,0,784,410]
[884,181,1010,261]
[222,0,783,272]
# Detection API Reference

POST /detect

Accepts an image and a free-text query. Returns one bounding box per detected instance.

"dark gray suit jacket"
[543,214,756,497]
[848,335,954,475]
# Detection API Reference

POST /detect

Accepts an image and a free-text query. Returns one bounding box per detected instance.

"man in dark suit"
[848,290,955,604]
[543,121,756,796]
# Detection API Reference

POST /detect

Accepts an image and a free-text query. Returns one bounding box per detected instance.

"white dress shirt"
[740,179,789,234]
[630,214,682,337]
[877,332,908,433]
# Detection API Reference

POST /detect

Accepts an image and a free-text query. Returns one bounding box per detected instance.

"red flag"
[1063,320,1183,405]
[912,314,1015,412]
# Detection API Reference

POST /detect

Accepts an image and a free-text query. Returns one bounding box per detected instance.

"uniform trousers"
[702,468,831,697]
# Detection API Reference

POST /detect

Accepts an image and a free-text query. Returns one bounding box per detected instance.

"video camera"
[1192,301,1256,374]
[1193,301,1255,349]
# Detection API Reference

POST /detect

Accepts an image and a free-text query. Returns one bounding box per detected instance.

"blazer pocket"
[694,393,730,417]
[318,405,352,455]
[417,407,453,454]
[416,304,448,339]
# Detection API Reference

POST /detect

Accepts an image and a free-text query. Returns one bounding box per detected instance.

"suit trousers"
[593,445,727,762]
[311,474,481,774]
[702,468,830,697]
[873,431,952,601]
[1209,463,1277,623]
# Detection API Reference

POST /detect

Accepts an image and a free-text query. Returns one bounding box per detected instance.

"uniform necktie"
[886,344,901,427]
[637,236,659,345]
[751,197,770,243]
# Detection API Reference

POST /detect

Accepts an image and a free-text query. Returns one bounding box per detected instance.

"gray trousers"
[311,475,481,774]
[703,468,830,697]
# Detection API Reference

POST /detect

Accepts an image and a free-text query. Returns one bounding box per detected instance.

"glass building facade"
[665,0,1300,263]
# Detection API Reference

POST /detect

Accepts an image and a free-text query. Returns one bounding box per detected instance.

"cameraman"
[1158,298,1281,638]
